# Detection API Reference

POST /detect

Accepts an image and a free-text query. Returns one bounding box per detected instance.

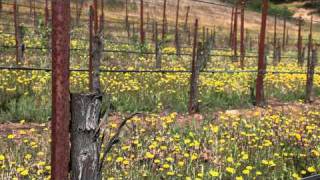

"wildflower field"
[0,105,320,179]
[1,29,320,121]
[1,0,320,179]
[1,30,320,179]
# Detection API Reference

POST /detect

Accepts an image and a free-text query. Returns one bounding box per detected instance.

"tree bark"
[162,0,167,41]
[70,93,102,180]
[189,19,199,114]
[305,48,317,103]
[92,33,103,92]
[230,7,234,47]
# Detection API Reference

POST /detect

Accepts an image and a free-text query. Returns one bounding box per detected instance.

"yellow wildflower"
[209,170,219,177]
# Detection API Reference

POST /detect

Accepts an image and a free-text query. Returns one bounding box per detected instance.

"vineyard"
[0,0,320,179]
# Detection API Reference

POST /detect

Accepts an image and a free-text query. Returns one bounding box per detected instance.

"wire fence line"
[0,66,314,75]
[0,0,314,74]
[0,0,317,54]
[1,29,308,43]
[0,45,299,59]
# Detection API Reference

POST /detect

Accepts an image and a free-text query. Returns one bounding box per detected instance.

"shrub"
[221,0,294,18]
[106,0,124,9]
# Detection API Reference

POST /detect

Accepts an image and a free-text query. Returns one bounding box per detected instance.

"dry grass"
[106,0,320,38]
[2,0,320,38]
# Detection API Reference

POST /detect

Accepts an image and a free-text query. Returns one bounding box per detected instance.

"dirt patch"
[1,99,319,133]
[0,123,46,134]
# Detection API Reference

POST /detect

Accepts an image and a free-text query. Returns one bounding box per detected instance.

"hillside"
[103,0,317,37]
[0,0,317,38]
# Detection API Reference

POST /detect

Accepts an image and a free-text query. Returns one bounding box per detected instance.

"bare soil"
[1,98,319,134]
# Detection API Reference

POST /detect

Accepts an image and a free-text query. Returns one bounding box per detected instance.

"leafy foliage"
[221,0,294,18]
[302,1,320,14]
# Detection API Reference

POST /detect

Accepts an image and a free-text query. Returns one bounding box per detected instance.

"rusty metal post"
[255,0,268,107]
[188,19,199,114]
[305,47,317,103]
[282,18,286,50]
[297,17,303,66]
[45,0,49,26]
[99,0,104,32]
[162,0,167,40]
[33,0,36,28]
[188,25,191,45]
[184,6,190,28]
[146,12,150,27]
[155,22,161,69]
[249,36,253,50]
[13,1,24,64]
[274,39,281,65]
[125,0,129,29]
[14,1,18,64]
[175,0,181,56]
[145,12,151,28]
[17,25,25,63]
[230,7,234,47]
[94,0,98,34]
[273,15,277,63]
[213,26,216,47]
[240,0,245,69]
[125,0,130,39]
[245,29,248,49]
[206,28,209,41]
[89,6,94,91]
[140,0,145,44]
[29,0,32,16]
[75,0,84,26]
[266,36,270,55]
[233,5,238,61]
[202,26,205,42]
[257,34,260,48]
[76,0,79,25]
[307,16,313,76]
[51,0,70,179]
[151,21,155,42]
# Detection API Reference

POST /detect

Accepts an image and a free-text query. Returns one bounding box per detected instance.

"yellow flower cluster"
[0,107,319,179]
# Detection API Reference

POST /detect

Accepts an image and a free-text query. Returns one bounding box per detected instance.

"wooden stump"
[70,93,102,180]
